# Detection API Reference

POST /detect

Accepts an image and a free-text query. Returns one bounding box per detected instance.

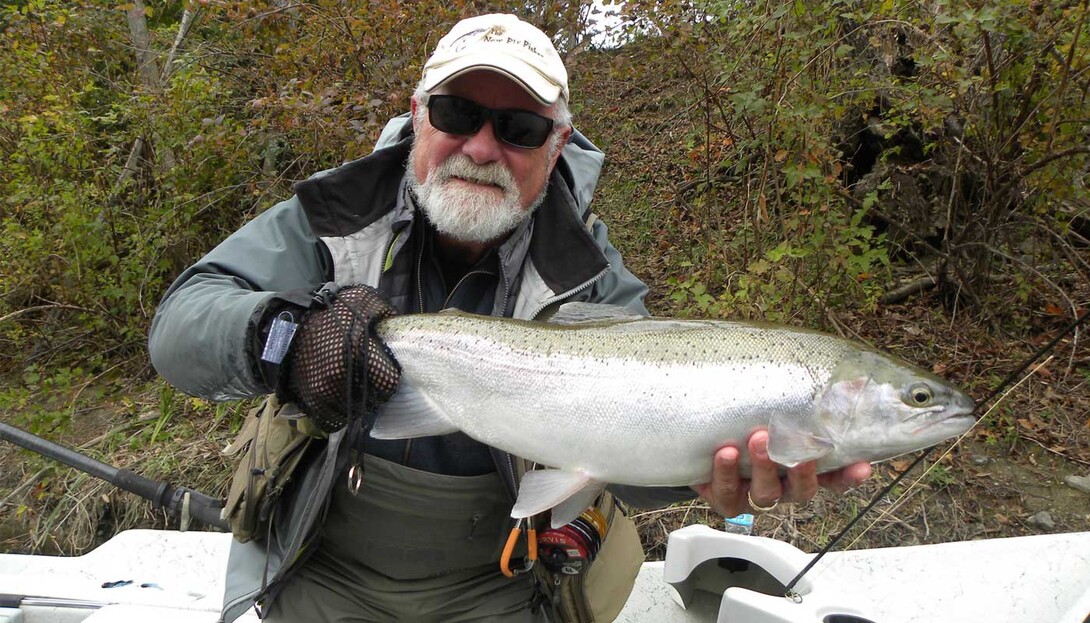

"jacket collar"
[293,138,608,299]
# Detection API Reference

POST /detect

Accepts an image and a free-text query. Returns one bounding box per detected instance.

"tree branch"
[161,6,200,84]
[1020,146,1090,179]
[881,275,938,305]
[0,304,97,325]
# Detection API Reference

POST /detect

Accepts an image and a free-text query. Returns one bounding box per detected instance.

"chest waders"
[265,454,543,622]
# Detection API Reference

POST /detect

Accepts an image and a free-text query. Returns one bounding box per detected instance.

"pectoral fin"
[511,469,606,528]
[371,381,460,439]
[767,415,835,468]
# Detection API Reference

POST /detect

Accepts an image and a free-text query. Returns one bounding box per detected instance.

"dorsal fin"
[541,302,645,326]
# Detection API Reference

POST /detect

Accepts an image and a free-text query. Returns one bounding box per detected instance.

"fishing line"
[836,357,1050,556]
[783,307,1089,597]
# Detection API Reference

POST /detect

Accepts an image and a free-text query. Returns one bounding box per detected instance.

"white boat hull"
[1,527,1088,622]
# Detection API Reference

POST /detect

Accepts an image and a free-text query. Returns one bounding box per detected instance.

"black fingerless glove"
[267,284,401,433]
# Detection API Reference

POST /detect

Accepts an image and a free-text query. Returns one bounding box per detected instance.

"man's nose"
[460,119,504,165]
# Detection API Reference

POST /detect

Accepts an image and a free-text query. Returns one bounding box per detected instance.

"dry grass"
[0,389,239,555]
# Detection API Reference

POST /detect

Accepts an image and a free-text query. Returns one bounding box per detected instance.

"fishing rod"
[783,307,1090,597]
[0,421,227,532]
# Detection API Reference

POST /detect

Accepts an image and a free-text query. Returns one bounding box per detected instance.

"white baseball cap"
[421,14,569,105]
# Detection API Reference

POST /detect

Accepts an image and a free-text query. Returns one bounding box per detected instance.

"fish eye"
[908,384,934,406]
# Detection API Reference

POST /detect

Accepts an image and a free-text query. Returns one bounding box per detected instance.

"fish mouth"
[910,411,976,435]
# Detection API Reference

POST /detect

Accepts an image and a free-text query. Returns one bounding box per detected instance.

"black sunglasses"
[427,94,555,149]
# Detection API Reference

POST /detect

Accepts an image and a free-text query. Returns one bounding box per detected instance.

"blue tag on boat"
[261,312,298,364]
[724,513,754,535]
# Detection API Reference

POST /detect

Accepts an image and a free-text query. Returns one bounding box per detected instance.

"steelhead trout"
[372,303,976,526]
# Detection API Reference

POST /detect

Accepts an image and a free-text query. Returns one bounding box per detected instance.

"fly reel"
[537,508,608,575]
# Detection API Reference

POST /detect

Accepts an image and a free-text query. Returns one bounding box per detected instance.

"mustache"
[431,155,517,194]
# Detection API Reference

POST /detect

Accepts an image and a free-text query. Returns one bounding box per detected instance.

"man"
[149,13,870,623]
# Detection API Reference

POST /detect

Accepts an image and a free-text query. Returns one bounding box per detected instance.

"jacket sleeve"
[148,198,331,401]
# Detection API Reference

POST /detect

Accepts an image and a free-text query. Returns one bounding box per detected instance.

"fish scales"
[380,314,882,483]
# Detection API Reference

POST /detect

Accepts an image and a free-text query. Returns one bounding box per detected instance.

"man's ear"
[410,97,422,133]
[548,126,573,172]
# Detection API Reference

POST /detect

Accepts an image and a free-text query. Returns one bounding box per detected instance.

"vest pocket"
[222,396,316,542]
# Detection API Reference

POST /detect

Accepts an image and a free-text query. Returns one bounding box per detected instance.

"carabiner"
[500,518,538,577]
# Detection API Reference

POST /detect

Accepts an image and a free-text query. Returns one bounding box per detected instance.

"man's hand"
[280,284,401,433]
[691,429,872,516]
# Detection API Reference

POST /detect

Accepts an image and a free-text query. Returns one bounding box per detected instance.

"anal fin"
[511,469,605,529]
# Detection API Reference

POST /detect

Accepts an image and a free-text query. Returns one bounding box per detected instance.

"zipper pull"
[468,513,482,540]
[311,282,339,308]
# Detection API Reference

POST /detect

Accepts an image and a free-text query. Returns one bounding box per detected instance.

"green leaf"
[748,259,771,275]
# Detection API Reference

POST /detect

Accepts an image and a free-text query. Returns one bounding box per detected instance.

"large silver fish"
[372,303,976,526]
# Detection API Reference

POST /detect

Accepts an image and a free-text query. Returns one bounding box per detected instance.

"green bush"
[587,0,1089,330]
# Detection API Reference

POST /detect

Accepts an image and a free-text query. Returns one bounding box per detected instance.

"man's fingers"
[747,431,783,508]
[711,445,743,509]
[843,462,872,486]
[818,462,873,493]
[698,439,875,517]
[784,459,819,502]
[692,445,744,516]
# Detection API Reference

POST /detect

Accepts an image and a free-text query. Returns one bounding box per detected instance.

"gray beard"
[407,149,548,244]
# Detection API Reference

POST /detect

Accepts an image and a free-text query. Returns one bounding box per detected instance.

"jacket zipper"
[527,265,610,320]
[441,268,497,309]
[504,453,520,500]
[415,230,427,314]
[497,258,512,315]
